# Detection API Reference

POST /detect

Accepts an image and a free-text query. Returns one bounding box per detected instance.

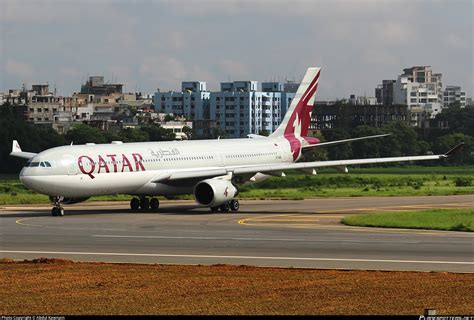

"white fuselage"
[20,137,295,198]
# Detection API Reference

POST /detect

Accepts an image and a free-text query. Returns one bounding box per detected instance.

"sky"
[0,0,472,100]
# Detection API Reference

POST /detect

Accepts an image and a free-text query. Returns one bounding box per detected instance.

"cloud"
[139,55,187,90]
[5,60,35,80]
[443,33,470,49]
[0,0,472,99]
[217,59,251,79]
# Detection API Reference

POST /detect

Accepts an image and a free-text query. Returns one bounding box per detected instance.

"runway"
[1,195,473,272]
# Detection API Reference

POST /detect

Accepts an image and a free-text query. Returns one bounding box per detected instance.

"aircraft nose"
[20,174,35,190]
[19,174,43,194]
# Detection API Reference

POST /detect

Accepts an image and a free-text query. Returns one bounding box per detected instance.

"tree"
[65,124,107,144]
[351,125,384,159]
[0,103,65,173]
[182,126,193,140]
[435,106,474,136]
[140,125,175,141]
[380,122,419,157]
[321,129,353,160]
[118,127,149,142]
[164,114,175,122]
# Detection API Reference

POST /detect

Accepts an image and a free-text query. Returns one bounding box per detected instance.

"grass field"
[1,259,473,315]
[0,166,473,204]
[342,209,474,232]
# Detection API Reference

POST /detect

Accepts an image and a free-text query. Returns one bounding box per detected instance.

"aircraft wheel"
[210,206,219,212]
[51,207,58,216]
[229,200,240,212]
[220,202,230,213]
[57,207,65,216]
[140,198,150,210]
[150,198,160,210]
[130,198,140,210]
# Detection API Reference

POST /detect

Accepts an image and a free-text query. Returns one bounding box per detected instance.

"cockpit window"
[25,161,52,168]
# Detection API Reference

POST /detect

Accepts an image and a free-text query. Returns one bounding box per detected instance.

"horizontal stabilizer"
[247,134,268,139]
[9,140,37,160]
[303,134,390,149]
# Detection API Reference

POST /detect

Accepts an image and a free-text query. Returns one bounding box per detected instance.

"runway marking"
[92,234,425,244]
[1,250,473,266]
[15,217,132,232]
[239,219,473,236]
[238,202,474,236]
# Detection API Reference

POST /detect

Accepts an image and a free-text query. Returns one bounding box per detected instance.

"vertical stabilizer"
[270,67,321,160]
[270,67,320,138]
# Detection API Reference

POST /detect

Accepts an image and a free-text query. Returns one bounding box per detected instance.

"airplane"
[10,67,464,216]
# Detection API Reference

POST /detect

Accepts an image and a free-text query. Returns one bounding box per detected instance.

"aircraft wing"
[9,140,37,160]
[153,142,464,183]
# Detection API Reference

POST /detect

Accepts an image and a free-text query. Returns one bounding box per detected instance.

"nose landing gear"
[51,196,65,216]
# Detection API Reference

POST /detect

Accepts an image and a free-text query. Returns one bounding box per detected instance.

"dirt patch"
[0,261,472,315]
[26,257,75,264]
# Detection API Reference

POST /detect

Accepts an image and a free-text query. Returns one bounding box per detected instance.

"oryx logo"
[224,187,228,197]
[283,69,320,161]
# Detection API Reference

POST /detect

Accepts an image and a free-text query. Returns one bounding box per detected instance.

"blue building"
[154,80,296,138]
[153,81,210,121]
[210,81,295,138]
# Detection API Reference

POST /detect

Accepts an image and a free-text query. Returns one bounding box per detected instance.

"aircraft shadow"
[0,205,319,218]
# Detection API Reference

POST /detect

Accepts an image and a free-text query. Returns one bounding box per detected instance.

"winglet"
[445,142,465,157]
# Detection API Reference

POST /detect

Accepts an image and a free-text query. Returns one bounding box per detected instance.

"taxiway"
[1,195,473,272]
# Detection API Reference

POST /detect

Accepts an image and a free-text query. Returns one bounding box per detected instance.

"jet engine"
[194,179,237,207]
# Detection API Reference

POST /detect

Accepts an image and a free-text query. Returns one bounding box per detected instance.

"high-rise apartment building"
[210,81,295,138]
[443,86,466,108]
[153,81,210,121]
[375,80,396,105]
[392,66,444,127]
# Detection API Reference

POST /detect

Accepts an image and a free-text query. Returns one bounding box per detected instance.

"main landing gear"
[211,199,240,213]
[130,197,160,211]
[51,196,65,217]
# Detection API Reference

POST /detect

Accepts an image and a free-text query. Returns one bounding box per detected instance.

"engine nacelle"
[194,179,237,207]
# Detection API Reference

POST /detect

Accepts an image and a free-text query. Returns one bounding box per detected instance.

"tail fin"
[271,67,321,138]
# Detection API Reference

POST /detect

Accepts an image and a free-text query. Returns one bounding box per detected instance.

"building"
[153,81,210,121]
[349,94,377,106]
[283,80,300,93]
[311,102,409,130]
[392,66,443,124]
[20,84,74,126]
[80,76,123,95]
[210,81,295,138]
[262,82,296,116]
[161,121,193,140]
[443,86,466,108]
[375,80,396,105]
